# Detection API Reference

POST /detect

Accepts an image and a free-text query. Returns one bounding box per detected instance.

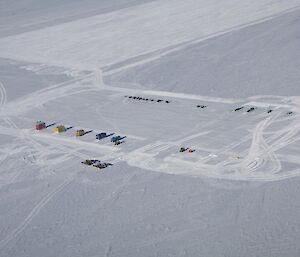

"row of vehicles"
[35,121,126,170]
[36,121,125,145]
[81,159,111,169]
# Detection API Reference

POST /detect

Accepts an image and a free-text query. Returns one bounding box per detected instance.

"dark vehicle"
[234,106,244,111]
[197,105,207,108]
[93,162,108,169]
[111,136,122,142]
[180,147,187,152]
[81,159,100,165]
[115,140,123,145]
[96,132,107,140]
[247,107,256,113]
[267,110,273,113]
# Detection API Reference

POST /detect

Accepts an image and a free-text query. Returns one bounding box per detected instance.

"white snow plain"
[0,0,300,257]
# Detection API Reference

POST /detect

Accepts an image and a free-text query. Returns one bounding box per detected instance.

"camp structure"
[35,121,46,130]
[54,125,66,133]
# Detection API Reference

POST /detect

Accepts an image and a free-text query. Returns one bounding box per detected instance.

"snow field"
[1,73,299,181]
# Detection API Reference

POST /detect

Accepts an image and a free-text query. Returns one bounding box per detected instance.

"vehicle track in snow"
[239,113,281,174]
[1,73,94,117]
[1,74,300,181]
[0,75,109,167]
[0,179,73,251]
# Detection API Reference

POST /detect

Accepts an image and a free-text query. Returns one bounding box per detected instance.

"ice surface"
[0,1,300,257]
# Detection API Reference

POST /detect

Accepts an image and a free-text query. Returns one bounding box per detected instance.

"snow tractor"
[54,125,66,133]
[96,132,107,140]
[111,135,122,143]
[247,107,256,113]
[115,140,123,145]
[36,121,46,130]
[93,162,108,169]
[81,160,94,165]
[81,159,100,165]
[234,106,244,112]
[76,129,85,137]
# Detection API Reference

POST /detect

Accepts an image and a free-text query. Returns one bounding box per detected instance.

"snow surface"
[0,0,300,256]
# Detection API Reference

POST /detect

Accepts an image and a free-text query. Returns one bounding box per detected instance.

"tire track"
[0,179,72,250]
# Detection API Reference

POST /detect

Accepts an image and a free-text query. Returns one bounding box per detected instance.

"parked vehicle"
[115,140,122,145]
[96,132,107,140]
[93,162,108,169]
[76,129,85,137]
[247,107,256,113]
[234,106,244,112]
[111,136,122,142]
[81,159,99,165]
[54,125,66,133]
[36,121,46,130]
